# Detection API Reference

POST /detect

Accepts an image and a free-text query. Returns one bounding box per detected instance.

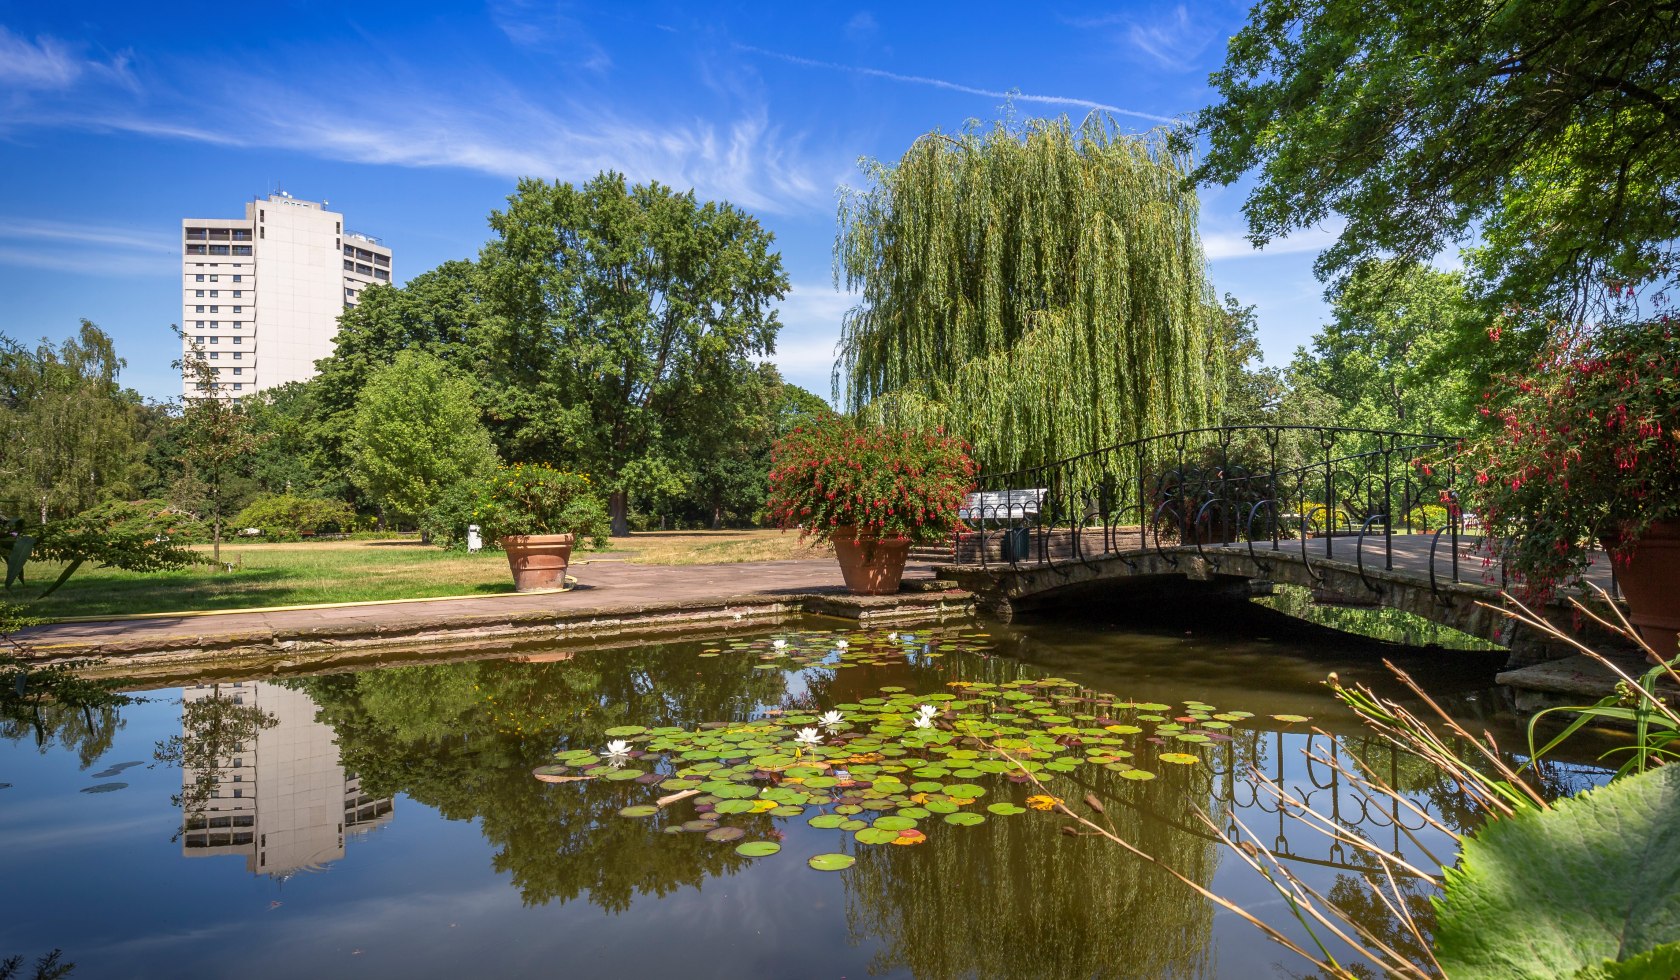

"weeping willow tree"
[835,115,1224,477]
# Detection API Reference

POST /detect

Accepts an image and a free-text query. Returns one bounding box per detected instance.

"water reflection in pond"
[0,601,1609,979]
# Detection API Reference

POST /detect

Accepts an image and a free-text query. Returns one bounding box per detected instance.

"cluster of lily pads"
[534,629,1309,872]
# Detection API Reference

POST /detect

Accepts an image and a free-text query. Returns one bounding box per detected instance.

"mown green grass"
[16,531,830,619]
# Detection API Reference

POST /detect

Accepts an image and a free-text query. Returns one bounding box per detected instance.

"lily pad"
[705,826,746,842]
[872,815,918,831]
[618,804,660,818]
[855,827,901,845]
[808,853,855,871]
[604,725,648,737]
[986,803,1027,815]
[1120,769,1157,781]
[1159,752,1201,765]
[943,811,986,827]
[1272,714,1311,723]
[735,841,781,857]
[808,814,847,829]
[713,799,757,814]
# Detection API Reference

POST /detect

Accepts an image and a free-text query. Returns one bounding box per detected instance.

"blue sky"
[0,1,1341,403]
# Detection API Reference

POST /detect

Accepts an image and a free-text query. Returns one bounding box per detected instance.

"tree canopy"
[0,322,148,523]
[835,116,1224,474]
[1189,0,1680,311]
[348,350,499,531]
[477,172,788,533]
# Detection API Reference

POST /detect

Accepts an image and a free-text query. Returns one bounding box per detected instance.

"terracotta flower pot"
[500,533,574,592]
[831,526,912,595]
[1610,519,1680,654]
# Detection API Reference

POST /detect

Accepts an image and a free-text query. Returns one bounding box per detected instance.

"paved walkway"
[16,559,944,655]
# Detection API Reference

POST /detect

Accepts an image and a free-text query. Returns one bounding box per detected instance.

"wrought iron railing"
[958,424,1485,593]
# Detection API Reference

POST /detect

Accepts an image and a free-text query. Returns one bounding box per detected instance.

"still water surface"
[0,598,1603,979]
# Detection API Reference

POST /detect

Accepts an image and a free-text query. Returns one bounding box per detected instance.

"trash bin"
[1002,526,1032,562]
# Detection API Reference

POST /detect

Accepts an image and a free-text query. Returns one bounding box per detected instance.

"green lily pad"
[713,799,757,814]
[808,814,847,829]
[943,811,986,826]
[619,805,660,818]
[872,815,918,831]
[603,768,645,781]
[604,725,647,737]
[855,827,901,844]
[987,803,1027,815]
[1160,752,1201,765]
[1272,714,1311,723]
[808,853,855,871]
[1120,769,1156,780]
[735,841,781,857]
[705,825,746,842]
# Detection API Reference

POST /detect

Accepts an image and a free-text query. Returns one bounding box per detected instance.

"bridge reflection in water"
[946,424,1617,660]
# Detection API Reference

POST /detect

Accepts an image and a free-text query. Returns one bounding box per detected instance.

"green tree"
[1189,0,1680,311]
[348,349,498,538]
[174,331,265,564]
[1294,262,1483,435]
[239,380,347,501]
[835,116,1224,475]
[476,172,788,535]
[1217,294,1284,427]
[312,262,487,486]
[0,322,148,523]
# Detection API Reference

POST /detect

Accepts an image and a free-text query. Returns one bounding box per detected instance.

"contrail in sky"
[736,45,1181,126]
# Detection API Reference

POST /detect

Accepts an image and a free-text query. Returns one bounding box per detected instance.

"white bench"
[960,488,1046,522]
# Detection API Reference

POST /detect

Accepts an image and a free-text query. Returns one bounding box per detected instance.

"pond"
[0,598,1609,979]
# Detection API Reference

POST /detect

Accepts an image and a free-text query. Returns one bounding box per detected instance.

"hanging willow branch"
[834,115,1224,479]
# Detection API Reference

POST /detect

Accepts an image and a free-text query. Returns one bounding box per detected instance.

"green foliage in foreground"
[1434,765,1680,979]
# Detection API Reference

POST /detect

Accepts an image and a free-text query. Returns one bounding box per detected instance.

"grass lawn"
[17,530,832,620]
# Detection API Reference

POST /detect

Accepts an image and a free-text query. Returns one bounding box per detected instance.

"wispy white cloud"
[0,26,134,92]
[844,12,879,41]
[1201,223,1341,261]
[488,0,611,72]
[1125,5,1212,70]
[0,217,176,276]
[0,216,174,252]
[2,50,834,216]
[762,280,856,395]
[736,45,1181,126]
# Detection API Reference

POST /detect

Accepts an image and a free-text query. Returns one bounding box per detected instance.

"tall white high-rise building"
[180,193,393,399]
[178,681,394,878]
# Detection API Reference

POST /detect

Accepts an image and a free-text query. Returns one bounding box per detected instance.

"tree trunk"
[420,529,432,545]
[711,505,722,530]
[609,490,629,537]
[213,515,222,565]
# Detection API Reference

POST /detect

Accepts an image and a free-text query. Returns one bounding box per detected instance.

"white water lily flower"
[793,727,823,746]
[916,704,937,718]
[911,714,934,729]
[604,739,632,757]
[772,638,788,650]
[818,710,845,728]
[835,639,849,650]
[886,632,899,642]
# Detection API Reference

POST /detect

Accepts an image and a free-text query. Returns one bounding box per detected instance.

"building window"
[233,383,243,391]
[187,244,207,255]
[233,352,242,360]
[233,368,242,375]
[210,306,218,313]
[210,275,219,282]
[232,275,243,282]
[209,351,219,359]
[209,321,219,327]
[235,245,252,255]
[233,336,242,344]
[233,789,242,798]
[374,269,390,281]
[195,305,204,313]
[209,290,218,298]
[232,306,242,313]
[210,336,219,344]
[209,245,229,255]
[232,290,242,298]
[194,290,204,297]
[343,260,354,271]
[195,274,205,282]
[195,321,205,327]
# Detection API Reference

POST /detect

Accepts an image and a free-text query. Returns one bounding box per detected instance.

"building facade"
[180,193,392,399]
[179,681,394,878]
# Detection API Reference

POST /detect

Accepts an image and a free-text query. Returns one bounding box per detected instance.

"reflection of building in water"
[179,681,392,877]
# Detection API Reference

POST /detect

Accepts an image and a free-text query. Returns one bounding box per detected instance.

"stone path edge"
[22,588,977,679]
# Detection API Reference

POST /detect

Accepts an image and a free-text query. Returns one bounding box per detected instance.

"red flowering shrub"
[1460,316,1680,597]
[766,414,977,544]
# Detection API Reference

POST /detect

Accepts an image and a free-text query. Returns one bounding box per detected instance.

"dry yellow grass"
[609,529,833,566]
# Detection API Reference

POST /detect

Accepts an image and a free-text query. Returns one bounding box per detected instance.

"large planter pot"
[830,526,913,596]
[1611,519,1680,654]
[500,533,574,592]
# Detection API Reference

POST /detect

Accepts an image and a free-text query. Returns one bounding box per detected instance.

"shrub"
[232,495,357,541]
[1455,315,1680,596]
[765,413,977,544]
[471,464,610,547]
